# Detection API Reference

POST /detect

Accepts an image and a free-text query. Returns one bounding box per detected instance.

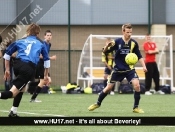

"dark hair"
[44,30,52,35]
[146,33,150,36]
[0,35,2,43]
[26,23,41,36]
[6,40,12,47]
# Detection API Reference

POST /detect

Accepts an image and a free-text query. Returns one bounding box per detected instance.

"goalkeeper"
[88,23,147,113]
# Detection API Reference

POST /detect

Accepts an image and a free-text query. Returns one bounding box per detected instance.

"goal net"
[77,34,173,89]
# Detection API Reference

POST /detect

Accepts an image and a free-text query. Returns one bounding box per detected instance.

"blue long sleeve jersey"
[3,36,50,68]
[105,37,142,72]
[43,40,51,53]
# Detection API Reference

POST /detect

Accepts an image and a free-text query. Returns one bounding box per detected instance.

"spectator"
[143,34,165,95]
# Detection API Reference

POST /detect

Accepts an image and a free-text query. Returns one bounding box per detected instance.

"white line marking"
[0,110,65,117]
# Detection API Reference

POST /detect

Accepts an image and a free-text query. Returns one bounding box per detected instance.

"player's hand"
[44,75,49,84]
[143,66,148,73]
[108,66,112,71]
[4,70,10,81]
[108,40,115,46]
[51,55,57,60]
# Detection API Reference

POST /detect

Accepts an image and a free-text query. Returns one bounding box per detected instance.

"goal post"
[77,34,173,90]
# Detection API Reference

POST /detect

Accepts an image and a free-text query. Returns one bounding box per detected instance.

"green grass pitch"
[0,92,175,132]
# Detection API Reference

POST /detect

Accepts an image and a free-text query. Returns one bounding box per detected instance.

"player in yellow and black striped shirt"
[102,38,115,95]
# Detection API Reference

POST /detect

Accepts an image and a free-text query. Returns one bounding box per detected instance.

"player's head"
[26,23,41,37]
[145,33,151,42]
[122,23,132,40]
[44,30,52,42]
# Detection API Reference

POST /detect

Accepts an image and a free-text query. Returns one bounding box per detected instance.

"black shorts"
[108,69,139,84]
[104,67,112,75]
[35,60,50,79]
[13,59,36,91]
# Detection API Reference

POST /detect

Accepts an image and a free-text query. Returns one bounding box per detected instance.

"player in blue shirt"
[0,23,50,117]
[88,23,147,113]
[30,30,56,102]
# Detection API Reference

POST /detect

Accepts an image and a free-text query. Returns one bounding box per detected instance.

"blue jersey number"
[25,44,32,56]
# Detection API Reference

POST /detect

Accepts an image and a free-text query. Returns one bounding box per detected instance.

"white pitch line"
[0,110,65,117]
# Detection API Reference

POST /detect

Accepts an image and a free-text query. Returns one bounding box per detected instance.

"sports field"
[0,92,174,132]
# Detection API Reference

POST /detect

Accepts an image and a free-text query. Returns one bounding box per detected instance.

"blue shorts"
[108,69,139,84]
[104,67,111,75]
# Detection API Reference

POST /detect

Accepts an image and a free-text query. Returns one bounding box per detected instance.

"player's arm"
[3,42,17,80]
[139,58,147,73]
[41,45,50,82]
[50,55,57,60]
[147,48,159,54]
[102,52,112,70]
[135,42,147,73]
[103,40,115,53]
[39,54,56,60]
[143,43,159,54]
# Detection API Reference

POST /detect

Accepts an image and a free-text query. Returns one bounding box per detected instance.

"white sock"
[0,93,1,98]
[11,106,18,114]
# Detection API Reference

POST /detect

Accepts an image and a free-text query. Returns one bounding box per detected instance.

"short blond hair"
[122,23,132,31]
[26,23,41,36]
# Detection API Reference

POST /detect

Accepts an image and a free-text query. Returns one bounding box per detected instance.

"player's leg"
[132,78,144,112]
[30,63,45,102]
[145,63,153,95]
[153,63,164,94]
[9,87,26,117]
[30,79,45,102]
[103,68,108,88]
[88,71,119,111]
[8,59,35,117]
[129,71,144,113]
[0,85,20,99]
[45,74,51,92]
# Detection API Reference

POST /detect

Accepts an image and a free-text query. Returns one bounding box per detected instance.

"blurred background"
[0,0,175,91]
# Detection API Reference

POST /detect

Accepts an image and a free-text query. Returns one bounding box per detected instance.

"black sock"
[133,91,140,109]
[31,86,42,100]
[13,92,23,107]
[0,91,13,99]
[97,91,108,106]
[103,80,107,88]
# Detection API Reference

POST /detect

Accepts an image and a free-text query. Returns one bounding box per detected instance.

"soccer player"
[102,38,115,95]
[1,23,50,117]
[143,34,165,95]
[30,30,56,102]
[88,23,147,113]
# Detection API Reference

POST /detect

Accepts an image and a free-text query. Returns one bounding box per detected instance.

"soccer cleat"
[30,98,42,103]
[133,108,144,113]
[88,104,100,111]
[8,111,20,117]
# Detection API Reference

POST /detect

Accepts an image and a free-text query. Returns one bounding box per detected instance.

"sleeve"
[102,52,106,62]
[105,41,117,53]
[3,42,17,60]
[107,52,112,66]
[41,44,50,68]
[133,41,142,60]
